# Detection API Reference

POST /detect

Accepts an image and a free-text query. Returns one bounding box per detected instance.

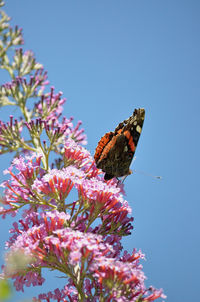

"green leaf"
[0,279,12,300]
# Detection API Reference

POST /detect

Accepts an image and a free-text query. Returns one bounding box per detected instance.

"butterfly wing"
[94,108,145,180]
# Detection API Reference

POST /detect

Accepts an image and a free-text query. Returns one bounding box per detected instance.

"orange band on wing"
[124,130,135,152]
[98,135,118,161]
[94,132,113,162]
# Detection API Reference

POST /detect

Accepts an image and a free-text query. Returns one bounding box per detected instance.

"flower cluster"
[3,211,165,301]
[0,153,43,217]
[1,145,133,236]
[35,87,66,121]
[0,49,47,107]
[0,2,165,302]
[0,142,165,300]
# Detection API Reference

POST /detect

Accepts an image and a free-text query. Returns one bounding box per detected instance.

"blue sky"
[0,0,200,301]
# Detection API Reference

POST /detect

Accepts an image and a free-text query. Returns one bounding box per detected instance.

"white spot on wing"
[136,125,141,133]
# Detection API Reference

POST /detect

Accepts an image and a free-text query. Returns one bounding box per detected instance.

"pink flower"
[34,284,78,302]
[0,153,43,217]
[35,87,66,121]
[77,178,133,235]
[34,87,87,145]
[2,200,165,301]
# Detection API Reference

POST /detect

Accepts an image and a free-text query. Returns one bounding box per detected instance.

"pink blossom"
[0,153,43,217]
[77,178,133,235]
[2,209,165,301]
[35,87,66,121]
[34,87,87,145]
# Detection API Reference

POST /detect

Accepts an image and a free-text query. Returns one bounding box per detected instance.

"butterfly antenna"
[132,156,162,179]
[133,169,162,180]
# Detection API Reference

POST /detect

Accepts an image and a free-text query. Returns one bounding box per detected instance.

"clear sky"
[0,0,200,301]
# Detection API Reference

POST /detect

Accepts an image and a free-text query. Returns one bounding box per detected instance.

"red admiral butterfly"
[94,108,145,180]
